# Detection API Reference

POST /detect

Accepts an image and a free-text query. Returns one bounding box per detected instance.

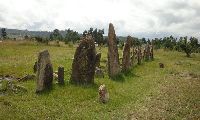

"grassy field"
[0,40,199,119]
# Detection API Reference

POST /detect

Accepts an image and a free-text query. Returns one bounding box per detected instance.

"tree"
[163,36,174,50]
[96,29,104,45]
[24,34,29,39]
[83,28,104,45]
[83,30,87,37]
[65,29,80,44]
[141,38,147,44]
[152,38,162,49]
[1,28,7,39]
[50,29,63,41]
[132,37,141,46]
[179,36,193,57]
[88,28,93,35]
[190,37,199,53]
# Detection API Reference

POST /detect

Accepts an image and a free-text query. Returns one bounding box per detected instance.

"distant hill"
[0,28,71,39]
[0,28,129,41]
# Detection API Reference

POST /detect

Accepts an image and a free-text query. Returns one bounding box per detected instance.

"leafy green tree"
[96,29,104,45]
[189,37,199,53]
[152,38,162,49]
[132,37,141,46]
[50,29,63,41]
[83,30,87,37]
[83,28,104,45]
[1,28,7,39]
[147,39,151,44]
[163,36,174,50]
[179,36,194,57]
[141,38,147,44]
[65,29,80,44]
[88,28,93,35]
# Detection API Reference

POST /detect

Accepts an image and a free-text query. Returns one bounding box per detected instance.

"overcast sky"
[0,0,199,38]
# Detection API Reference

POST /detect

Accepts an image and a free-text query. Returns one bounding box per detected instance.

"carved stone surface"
[130,47,135,66]
[107,23,121,77]
[95,52,101,67]
[145,44,151,61]
[122,36,132,71]
[150,45,154,60]
[36,50,53,93]
[137,47,142,65]
[70,35,96,84]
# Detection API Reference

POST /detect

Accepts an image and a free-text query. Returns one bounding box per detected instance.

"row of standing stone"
[35,23,154,93]
[108,23,154,77]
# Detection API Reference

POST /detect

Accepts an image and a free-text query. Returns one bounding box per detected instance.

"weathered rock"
[53,73,58,79]
[159,63,164,68]
[137,47,142,65]
[70,35,96,84]
[107,23,121,77]
[36,50,53,93]
[143,49,146,60]
[58,67,64,85]
[95,52,101,67]
[99,84,109,103]
[130,47,136,66]
[150,45,154,60]
[145,44,151,61]
[95,67,104,78]
[18,74,35,82]
[0,80,27,93]
[122,36,132,71]
[33,61,37,73]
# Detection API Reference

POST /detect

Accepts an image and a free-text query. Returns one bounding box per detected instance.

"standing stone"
[159,63,164,68]
[143,48,146,60]
[99,84,109,103]
[70,35,96,84]
[150,45,154,60]
[122,36,132,71]
[137,47,142,65]
[58,67,64,85]
[36,50,53,93]
[33,61,37,73]
[107,23,120,77]
[130,47,135,66]
[95,52,101,67]
[145,44,151,61]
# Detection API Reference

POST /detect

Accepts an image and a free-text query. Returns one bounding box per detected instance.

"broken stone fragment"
[99,84,109,103]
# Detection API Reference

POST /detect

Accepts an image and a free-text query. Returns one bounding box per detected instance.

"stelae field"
[0,40,199,119]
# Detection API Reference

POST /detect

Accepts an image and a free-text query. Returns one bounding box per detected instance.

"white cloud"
[0,0,199,38]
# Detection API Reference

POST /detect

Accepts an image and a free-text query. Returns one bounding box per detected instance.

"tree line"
[134,36,200,57]
[0,28,105,45]
[1,28,199,57]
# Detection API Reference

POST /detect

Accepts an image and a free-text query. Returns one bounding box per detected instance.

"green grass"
[0,41,200,119]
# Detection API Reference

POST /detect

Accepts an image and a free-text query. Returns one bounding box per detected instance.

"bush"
[35,36,49,45]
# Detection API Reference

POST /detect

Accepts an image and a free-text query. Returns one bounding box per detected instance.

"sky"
[0,0,199,38]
